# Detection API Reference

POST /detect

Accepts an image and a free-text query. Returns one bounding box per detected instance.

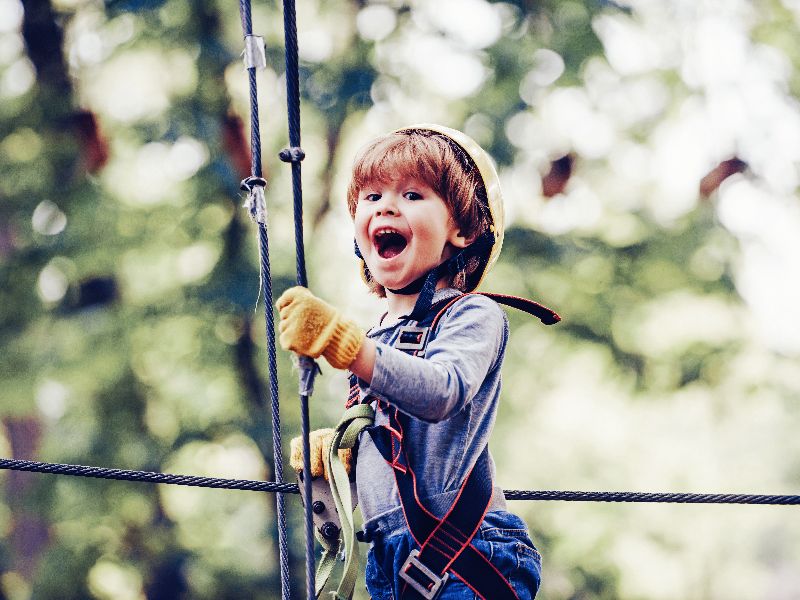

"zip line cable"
[2,458,799,506]
[237,2,291,598]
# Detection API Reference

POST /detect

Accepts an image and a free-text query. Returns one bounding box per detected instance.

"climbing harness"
[369,294,529,600]
[314,292,559,600]
[398,296,552,599]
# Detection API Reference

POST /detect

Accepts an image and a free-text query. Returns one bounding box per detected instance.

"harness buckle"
[399,549,449,599]
[395,326,429,351]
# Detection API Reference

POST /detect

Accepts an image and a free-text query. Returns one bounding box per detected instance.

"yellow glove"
[276,286,364,369]
[289,428,353,480]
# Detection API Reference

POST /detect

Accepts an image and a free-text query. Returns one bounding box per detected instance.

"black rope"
[237,2,291,599]
[281,0,307,290]
[3,458,799,506]
[502,488,800,505]
[0,458,298,493]
[279,1,315,599]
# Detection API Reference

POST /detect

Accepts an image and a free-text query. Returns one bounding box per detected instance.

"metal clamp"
[395,326,429,351]
[243,35,266,70]
[278,147,306,163]
[297,355,321,396]
[296,472,358,545]
[399,549,448,600]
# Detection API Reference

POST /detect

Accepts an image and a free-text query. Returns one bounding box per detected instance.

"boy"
[278,125,548,599]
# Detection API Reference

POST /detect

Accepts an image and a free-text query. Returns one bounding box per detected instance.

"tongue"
[382,240,405,258]
[377,233,407,258]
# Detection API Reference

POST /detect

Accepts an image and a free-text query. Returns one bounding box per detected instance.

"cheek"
[353,211,371,247]
[411,209,449,244]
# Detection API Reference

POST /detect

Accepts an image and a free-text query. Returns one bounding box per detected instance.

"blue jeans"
[365,511,541,600]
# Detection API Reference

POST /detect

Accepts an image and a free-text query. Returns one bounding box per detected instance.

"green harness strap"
[317,402,375,599]
[314,529,340,598]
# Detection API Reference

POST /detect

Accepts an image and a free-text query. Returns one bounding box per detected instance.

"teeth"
[374,228,400,237]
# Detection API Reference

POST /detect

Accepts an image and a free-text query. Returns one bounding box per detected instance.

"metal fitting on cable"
[240,176,268,224]
[242,35,267,70]
[279,147,306,163]
[297,355,321,396]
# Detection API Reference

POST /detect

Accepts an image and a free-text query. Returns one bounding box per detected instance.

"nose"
[374,193,398,216]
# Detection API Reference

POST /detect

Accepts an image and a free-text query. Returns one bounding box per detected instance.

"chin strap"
[402,231,494,321]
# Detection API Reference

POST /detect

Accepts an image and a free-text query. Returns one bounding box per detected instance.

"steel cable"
[3,458,799,506]
[279,1,316,598]
[237,1,291,598]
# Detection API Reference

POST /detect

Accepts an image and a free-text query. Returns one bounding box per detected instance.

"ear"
[447,227,474,249]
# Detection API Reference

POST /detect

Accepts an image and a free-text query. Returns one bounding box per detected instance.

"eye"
[363,192,381,202]
[403,191,423,201]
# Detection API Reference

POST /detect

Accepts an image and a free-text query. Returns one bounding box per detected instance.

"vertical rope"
[282,0,307,287]
[237,1,291,599]
[259,227,292,600]
[280,1,317,598]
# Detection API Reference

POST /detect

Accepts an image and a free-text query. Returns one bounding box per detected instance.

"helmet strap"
[399,231,494,322]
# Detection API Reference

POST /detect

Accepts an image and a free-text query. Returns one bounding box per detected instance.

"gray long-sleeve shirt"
[356,288,510,534]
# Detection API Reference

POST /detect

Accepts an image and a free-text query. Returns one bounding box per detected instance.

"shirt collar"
[371,288,463,333]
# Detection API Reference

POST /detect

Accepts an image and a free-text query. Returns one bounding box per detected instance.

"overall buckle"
[395,326,429,351]
[399,549,449,599]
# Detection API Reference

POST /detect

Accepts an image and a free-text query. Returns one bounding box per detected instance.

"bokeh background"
[2,0,800,598]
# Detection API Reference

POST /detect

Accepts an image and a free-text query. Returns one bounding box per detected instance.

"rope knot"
[279,146,306,163]
[240,176,268,224]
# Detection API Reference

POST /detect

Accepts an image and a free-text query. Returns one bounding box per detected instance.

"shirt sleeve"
[364,295,508,422]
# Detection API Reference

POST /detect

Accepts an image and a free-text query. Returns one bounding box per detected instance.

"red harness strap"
[370,401,519,600]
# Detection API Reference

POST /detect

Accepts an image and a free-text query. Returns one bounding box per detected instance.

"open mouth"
[373,229,408,259]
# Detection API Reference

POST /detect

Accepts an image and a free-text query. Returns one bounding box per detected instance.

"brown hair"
[347,128,490,296]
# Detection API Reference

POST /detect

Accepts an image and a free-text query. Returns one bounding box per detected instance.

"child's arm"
[348,338,376,383]
[277,288,505,422]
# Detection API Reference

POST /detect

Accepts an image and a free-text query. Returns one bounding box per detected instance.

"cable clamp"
[297,355,321,396]
[240,176,268,224]
[242,35,267,70]
[279,147,306,163]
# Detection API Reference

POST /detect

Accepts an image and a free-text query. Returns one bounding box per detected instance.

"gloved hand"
[289,428,353,480]
[276,286,365,369]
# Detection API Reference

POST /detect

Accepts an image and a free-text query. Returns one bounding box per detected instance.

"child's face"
[353,177,469,292]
